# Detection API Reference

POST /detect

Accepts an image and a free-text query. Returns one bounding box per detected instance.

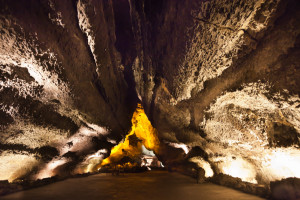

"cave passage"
[0,0,300,199]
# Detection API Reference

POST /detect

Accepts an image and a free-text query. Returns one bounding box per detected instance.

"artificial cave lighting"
[96,103,161,170]
[167,142,190,154]
[35,158,69,180]
[216,157,258,184]
[82,149,108,173]
[0,153,39,183]
[0,0,299,199]
[60,124,109,155]
[189,157,214,178]
[201,82,300,185]
[257,147,300,182]
[209,147,300,184]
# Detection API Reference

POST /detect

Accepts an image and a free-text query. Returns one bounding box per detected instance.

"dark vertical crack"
[112,0,139,112]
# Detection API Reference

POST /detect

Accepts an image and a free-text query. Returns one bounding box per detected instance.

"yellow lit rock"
[96,103,160,169]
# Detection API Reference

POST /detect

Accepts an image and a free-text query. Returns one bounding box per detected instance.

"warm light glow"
[81,149,108,173]
[215,157,257,184]
[0,153,39,182]
[167,142,190,154]
[210,148,300,184]
[258,147,300,182]
[96,104,160,169]
[35,158,69,180]
[189,157,214,177]
[202,82,300,184]
[132,104,160,152]
[60,124,109,155]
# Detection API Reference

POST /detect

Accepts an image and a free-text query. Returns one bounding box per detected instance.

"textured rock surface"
[0,0,299,197]
[0,0,137,182]
[130,0,300,187]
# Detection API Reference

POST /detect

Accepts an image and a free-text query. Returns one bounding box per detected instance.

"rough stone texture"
[0,0,299,197]
[0,0,137,182]
[210,173,269,198]
[129,0,300,189]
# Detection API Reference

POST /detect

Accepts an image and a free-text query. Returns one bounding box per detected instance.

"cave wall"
[0,0,299,190]
[0,0,137,181]
[129,0,300,184]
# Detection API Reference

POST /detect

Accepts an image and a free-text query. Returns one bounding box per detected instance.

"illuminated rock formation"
[0,0,299,198]
[95,103,160,170]
[129,0,300,187]
[0,0,137,182]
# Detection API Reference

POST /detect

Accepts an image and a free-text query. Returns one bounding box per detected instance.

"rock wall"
[0,0,299,194]
[0,0,137,182]
[130,0,300,185]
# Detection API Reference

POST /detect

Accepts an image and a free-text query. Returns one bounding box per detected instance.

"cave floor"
[1,171,264,200]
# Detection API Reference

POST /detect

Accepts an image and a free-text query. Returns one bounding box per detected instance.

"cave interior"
[0,0,300,199]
